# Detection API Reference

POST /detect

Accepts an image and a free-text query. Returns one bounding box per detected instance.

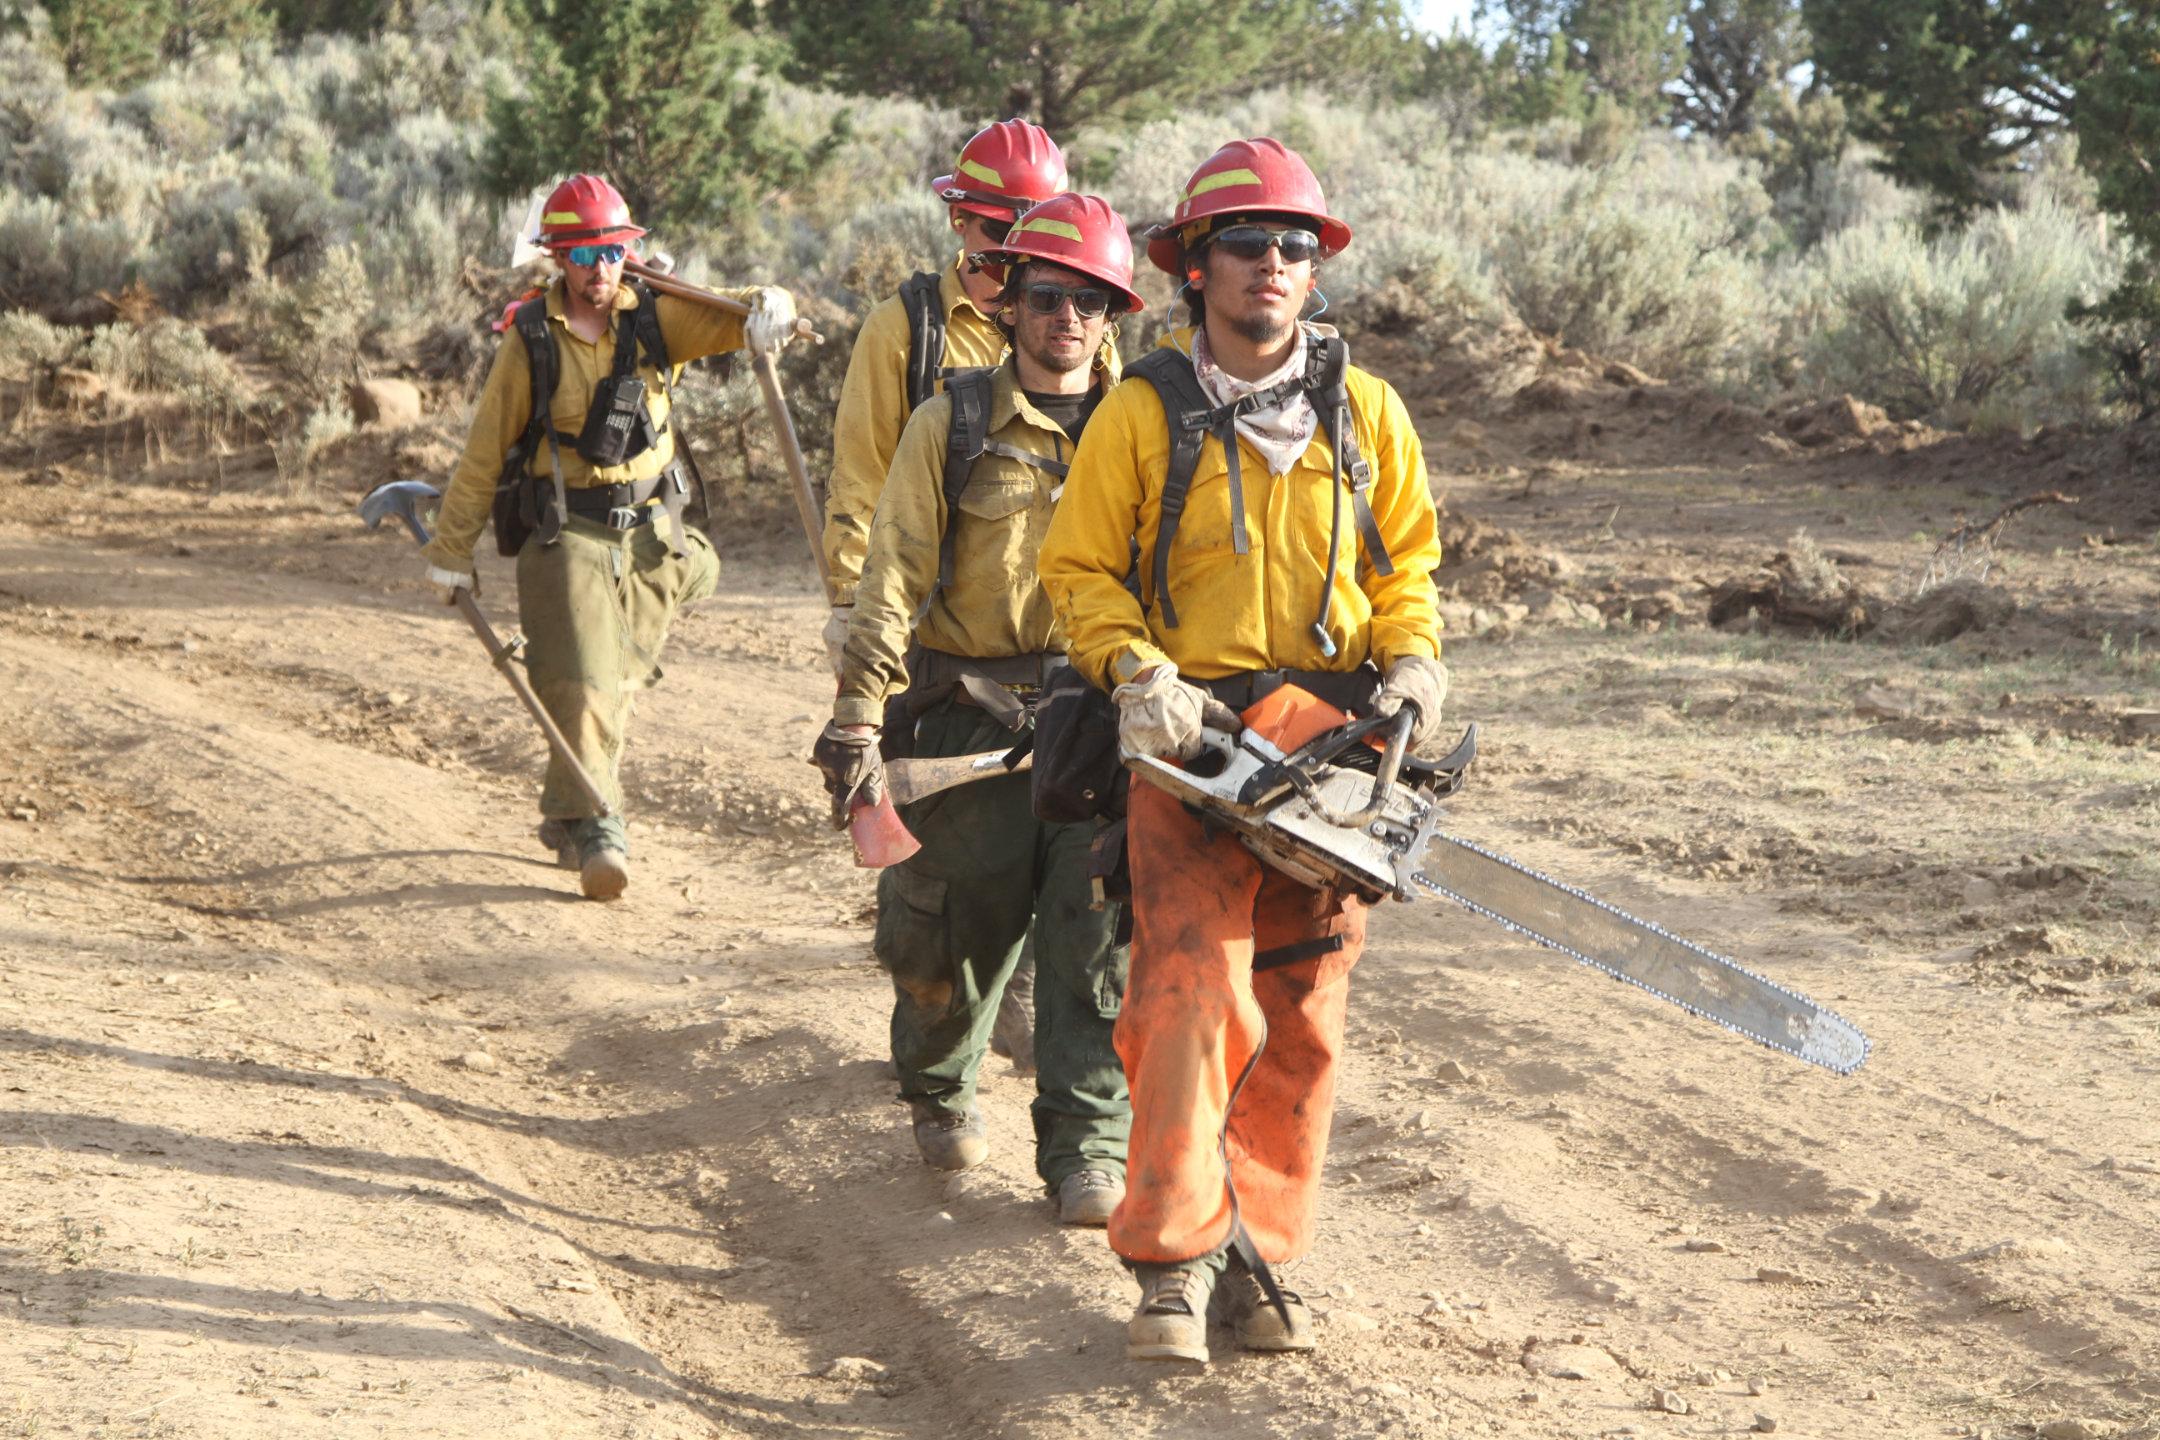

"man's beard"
[1229,309,1293,348]
[1021,330,1090,375]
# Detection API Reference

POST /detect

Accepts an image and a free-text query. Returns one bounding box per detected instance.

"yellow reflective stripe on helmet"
[958,158,1005,188]
[542,210,586,224]
[1012,216,1084,243]
[1187,167,1262,200]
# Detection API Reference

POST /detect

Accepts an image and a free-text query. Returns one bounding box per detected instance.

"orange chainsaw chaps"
[1110,685,1370,1266]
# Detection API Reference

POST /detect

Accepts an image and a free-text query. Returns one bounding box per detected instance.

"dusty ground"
[2,338,2157,1440]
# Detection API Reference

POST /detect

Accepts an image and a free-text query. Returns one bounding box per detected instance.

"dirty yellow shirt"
[421,277,758,571]
[1038,351,1443,692]
[834,359,1096,728]
[820,257,1122,605]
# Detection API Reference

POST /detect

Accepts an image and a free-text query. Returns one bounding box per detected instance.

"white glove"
[1374,655,1450,754]
[425,561,472,606]
[1113,663,1209,762]
[744,286,796,356]
[822,605,852,681]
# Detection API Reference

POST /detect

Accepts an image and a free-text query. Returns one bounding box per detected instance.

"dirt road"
[3,362,2157,1439]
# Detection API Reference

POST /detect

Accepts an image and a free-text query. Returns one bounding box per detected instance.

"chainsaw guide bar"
[1128,715,1870,1074]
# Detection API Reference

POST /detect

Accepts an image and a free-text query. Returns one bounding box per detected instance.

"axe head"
[849,791,921,869]
[359,480,443,542]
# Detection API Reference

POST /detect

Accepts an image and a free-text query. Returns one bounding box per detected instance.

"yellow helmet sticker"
[958,158,1005,188]
[1187,167,1263,200]
[1013,216,1084,243]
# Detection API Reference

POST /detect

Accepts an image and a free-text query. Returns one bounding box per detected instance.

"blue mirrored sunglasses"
[564,243,628,268]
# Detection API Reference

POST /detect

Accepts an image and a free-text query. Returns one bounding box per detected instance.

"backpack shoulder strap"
[927,366,997,607]
[509,295,567,546]
[628,280,670,376]
[1306,335,1394,579]
[1129,348,1215,630]
[899,270,948,413]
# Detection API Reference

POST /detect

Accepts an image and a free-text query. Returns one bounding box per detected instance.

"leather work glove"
[821,605,852,682]
[1112,663,1211,763]
[812,720,884,827]
[425,561,473,606]
[744,286,797,357]
[1374,654,1451,755]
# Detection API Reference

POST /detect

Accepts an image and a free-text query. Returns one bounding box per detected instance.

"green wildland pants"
[876,699,1130,1188]
[517,513,719,821]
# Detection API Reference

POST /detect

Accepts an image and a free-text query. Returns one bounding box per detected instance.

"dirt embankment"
[2,333,2157,1440]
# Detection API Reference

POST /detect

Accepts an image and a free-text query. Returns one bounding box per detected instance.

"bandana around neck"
[1191,325,1318,478]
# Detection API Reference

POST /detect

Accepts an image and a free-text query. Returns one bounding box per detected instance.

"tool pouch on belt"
[1030,666,1126,824]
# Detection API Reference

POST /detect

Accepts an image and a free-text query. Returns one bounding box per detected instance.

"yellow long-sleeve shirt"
[420,277,758,571]
[819,257,1123,606]
[819,260,1006,606]
[833,359,1100,728]
[1037,351,1443,692]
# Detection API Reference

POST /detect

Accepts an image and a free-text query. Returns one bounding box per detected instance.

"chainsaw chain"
[1409,830,1871,1075]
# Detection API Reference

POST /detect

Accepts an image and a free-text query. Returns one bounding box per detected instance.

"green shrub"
[0,312,87,384]
[254,244,373,404]
[1801,197,2120,426]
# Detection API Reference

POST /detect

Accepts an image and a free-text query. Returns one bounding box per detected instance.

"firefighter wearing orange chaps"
[1111,683,1369,1266]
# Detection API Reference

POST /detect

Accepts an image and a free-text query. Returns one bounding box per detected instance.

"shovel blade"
[849,791,921,869]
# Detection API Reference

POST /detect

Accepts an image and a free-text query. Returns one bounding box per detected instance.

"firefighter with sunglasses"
[821,120,1115,1070]
[812,194,1140,1224]
[421,173,797,899]
[1037,140,1447,1362]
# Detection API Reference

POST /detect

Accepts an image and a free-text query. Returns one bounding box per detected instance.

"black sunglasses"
[1022,282,1114,319]
[1206,225,1322,264]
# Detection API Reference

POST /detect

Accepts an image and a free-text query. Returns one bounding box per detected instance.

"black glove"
[812,722,884,829]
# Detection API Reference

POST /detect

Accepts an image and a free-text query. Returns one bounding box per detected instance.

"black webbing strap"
[624,283,693,557]
[930,367,997,610]
[1309,338,1394,582]
[899,270,948,413]
[980,440,1069,479]
[1253,934,1346,973]
[1128,349,1211,630]
[509,297,567,548]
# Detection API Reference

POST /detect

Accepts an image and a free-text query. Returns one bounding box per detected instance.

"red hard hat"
[1145,137,1352,275]
[535,174,646,249]
[973,193,1144,313]
[931,119,1068,221]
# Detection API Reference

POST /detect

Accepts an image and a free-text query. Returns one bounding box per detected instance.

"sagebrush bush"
[254,245,375,404]
[1801,197,2121,426]
[0,312,86,385]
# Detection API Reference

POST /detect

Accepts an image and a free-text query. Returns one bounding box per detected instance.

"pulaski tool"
[359,479,614,819]
[1128,704,1870,1075]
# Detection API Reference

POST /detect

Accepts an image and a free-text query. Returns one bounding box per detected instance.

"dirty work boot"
[989,951,1036,1073]
[536,818,579,871]
[909,1101,987,1171]
[1220,1253,1315,1353]
[1056,1169,1123,1227]
[1128,1260,1218,1364]
[569,816,629,902]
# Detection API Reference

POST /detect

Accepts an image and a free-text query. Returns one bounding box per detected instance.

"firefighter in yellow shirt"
[818,119,1072,641]
[1037,140,1448,1363]
[819,121,1106,1069]
[421,175,796,900]
[812,195,1142,1224]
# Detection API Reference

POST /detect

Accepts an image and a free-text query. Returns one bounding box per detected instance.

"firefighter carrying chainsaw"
[812,193,1140,1225]
[821,119,1117,1071]
[1037,139,1448,1362]
[419,174,798,900]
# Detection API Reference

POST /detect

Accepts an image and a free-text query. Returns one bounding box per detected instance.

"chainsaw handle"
[1287,707,1413,830]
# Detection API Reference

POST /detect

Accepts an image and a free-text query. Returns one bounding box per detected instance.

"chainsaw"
[1128,709,1870,1075]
